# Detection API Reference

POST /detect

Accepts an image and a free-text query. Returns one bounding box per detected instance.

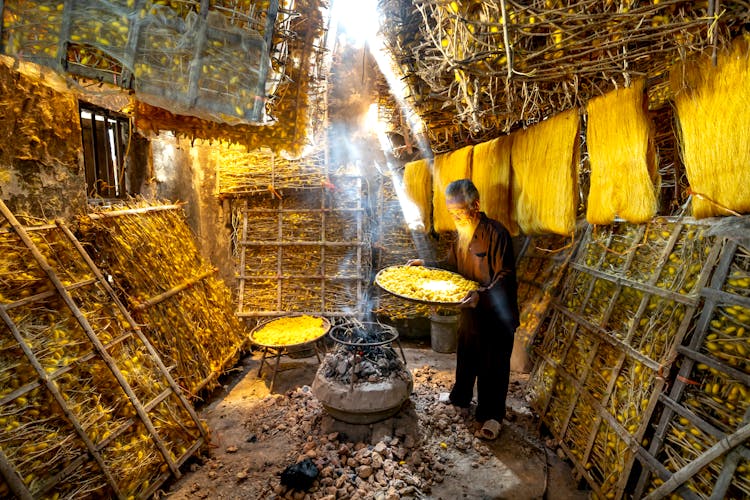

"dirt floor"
[162,341,592,500]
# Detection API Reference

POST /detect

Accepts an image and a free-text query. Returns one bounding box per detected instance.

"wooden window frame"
[79,102,130,200]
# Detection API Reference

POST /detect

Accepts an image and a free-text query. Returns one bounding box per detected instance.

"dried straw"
[511,108,579,236]
[432,145,473,232]
[403,158,432,232]
[672,38,750,218]
[586,79,659,224]
[471,135,517,235]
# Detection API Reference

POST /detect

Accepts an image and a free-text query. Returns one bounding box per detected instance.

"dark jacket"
[447,212,520,334]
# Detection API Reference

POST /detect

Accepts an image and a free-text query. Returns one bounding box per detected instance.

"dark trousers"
[449,311,514,423]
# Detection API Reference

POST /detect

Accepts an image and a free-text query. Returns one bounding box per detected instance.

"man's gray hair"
[445,179,480,205]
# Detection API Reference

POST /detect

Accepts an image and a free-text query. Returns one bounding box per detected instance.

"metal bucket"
[430,314,458,353]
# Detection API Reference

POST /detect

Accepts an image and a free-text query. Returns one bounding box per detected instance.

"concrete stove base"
[311,369,414,424]
[318,403,420,446]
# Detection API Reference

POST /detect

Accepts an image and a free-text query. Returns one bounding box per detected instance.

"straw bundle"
[403,158,432,232]
[511,108,579,235]
[472,135,518,235]
[672,37,750,218]
[586,79,659,224]
[433,145,473,232]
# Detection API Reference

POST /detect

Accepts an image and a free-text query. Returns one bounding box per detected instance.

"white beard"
[455,220,477,261]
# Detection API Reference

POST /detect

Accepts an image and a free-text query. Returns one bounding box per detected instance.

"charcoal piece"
[335,359,349,376]
[355,360,377,377]
[280,458,319,490]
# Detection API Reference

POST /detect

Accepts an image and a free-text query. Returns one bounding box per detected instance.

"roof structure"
[374,0,750,155]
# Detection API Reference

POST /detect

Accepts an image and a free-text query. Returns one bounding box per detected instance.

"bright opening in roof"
[332,0,379,46]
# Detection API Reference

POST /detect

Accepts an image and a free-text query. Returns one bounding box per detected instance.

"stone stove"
[312,321,413,424]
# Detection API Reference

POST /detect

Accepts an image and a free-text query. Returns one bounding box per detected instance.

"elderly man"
[412,179,519,437]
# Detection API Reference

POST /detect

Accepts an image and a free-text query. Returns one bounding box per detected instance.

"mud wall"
[151,134,235,285]
[0,57,87,219]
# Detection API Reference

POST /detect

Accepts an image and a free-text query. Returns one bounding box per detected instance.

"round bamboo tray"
[375,265,478,306]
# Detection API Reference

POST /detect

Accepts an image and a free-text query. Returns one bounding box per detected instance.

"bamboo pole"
[191,344,243,395]
[498,0,513,82]
[238,310,355,318]
[0,223,57,234]
[85,204,184,220]
[55,219,209,443]
[276,198,283,312]
[643,422,750,500]
[2,277,97,311]
[244,207,365,213]
[241,240,369,247]
[570,263,698,306]
[0,445,33,500]
[237,199,249,314]
[711,447,743,500]
[237,273,363,281]
[675,346,750,387]
[321,186,327,316]
[134,267,217,310]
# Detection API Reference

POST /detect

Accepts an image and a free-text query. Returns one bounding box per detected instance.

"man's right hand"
[406,259,424,266]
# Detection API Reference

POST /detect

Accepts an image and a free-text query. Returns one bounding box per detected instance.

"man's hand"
[406,259,424,266]
[459,290,479,309]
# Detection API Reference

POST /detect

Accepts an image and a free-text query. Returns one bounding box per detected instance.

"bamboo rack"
[376,0,747,154]
[133,268,218,311]
[528,217,725,499]
[0,199,206,500]
[1,0,273,122]
[633,218,750,499]
[217,147,328,194]
[516,233,581,341]
[235,176,370,319]
[78,201,248,397]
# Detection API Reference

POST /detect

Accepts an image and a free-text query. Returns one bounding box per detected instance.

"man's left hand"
[459,290,479,309]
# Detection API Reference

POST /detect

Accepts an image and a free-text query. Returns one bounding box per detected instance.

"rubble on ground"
[168,365,543,500]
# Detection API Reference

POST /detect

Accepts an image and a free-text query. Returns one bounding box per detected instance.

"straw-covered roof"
[376,0,750,154]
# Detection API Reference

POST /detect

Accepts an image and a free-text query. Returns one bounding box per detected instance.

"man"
[412,179,519,437]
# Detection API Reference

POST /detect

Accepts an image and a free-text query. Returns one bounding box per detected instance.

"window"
[79,103,130,199]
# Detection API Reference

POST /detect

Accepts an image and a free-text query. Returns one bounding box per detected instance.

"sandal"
[474,419,502,440]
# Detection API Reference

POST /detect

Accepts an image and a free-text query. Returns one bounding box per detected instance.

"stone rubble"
[192,364,504,499]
